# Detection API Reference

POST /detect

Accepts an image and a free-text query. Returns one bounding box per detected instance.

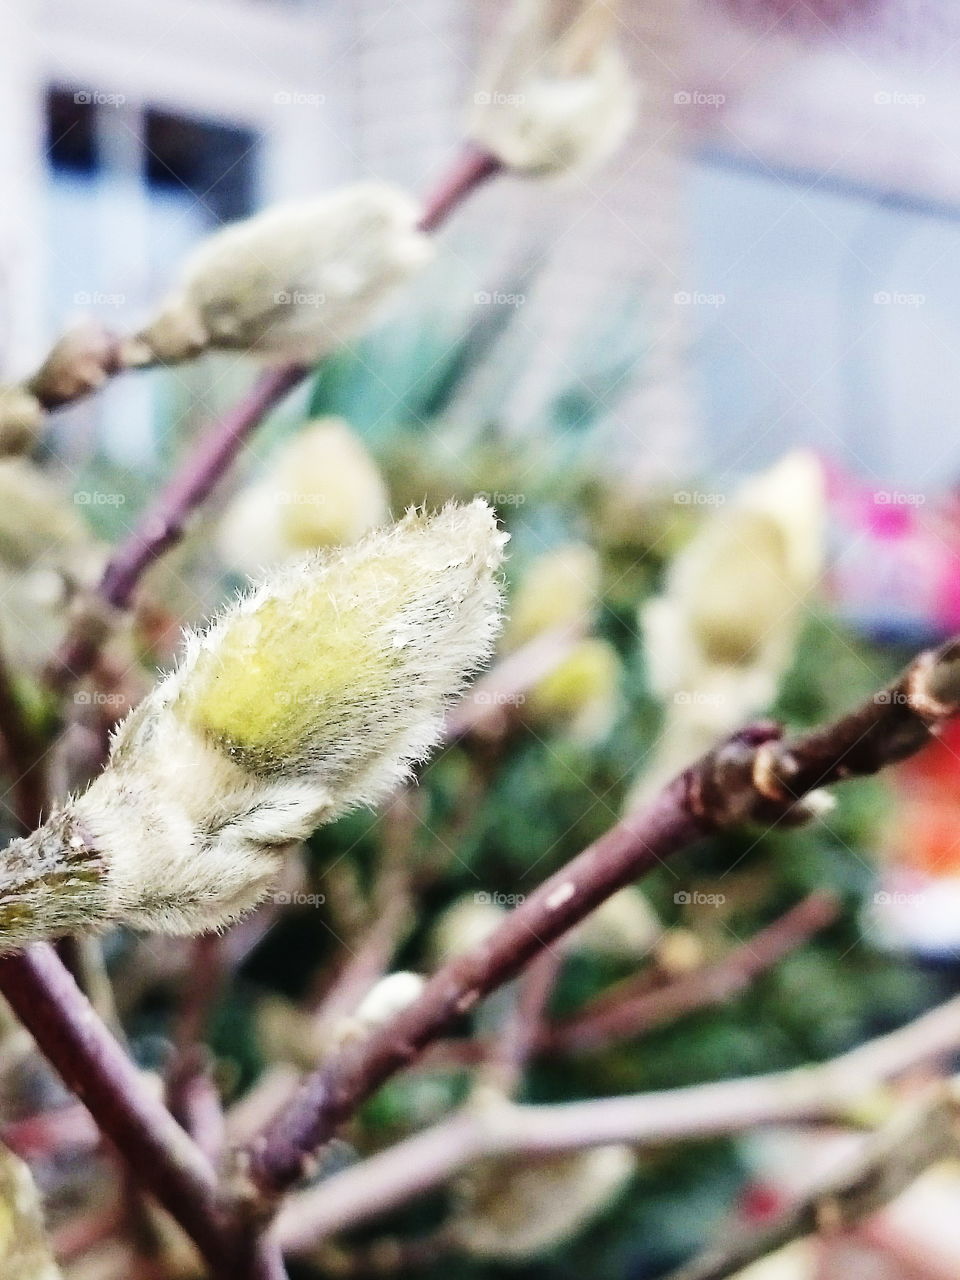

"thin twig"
[545,891,839,1055]
[274,993,960,1251]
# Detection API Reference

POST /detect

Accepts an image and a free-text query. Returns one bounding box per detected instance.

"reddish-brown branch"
[239,637,960,1206]
[274,992,960,1251]
[0,943,234,1270]
[546,891,839,1055]
[417,145,502,233]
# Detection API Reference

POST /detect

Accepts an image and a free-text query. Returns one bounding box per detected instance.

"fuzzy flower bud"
[525,636,622,745]
[217,418,389,575]
[127,182,433,365]
[627,452,824,809]
[506,543,600,649]
[469,0,637,175]
[454,1143,635,1258]
[0,502,506,949]
[0,386,42,456]
[0,1143,61,1279]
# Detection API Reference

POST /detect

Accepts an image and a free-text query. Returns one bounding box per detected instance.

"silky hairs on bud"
[217,418,389,575]
[128,182,433,364]
[469,0,637,175]
[0,502,506,949]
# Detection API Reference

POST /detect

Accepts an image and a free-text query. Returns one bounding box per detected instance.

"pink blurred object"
[825,460,960,641]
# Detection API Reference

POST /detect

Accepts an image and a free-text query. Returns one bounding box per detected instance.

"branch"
[273,993,960,1251]
[665,1089,960,1280]
[0,943,234,1271]
[545,891,838,1055]
[238,636,960,1205]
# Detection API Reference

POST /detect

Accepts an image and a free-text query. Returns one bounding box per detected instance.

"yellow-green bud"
[217,418,389,574]
[455,1143,635,1258]
[506,543,600,649]
[526,636,622,744]
[0,1143,61,1279]
[129,182,433,364]
[0,386,42,456]
[0,502,506,947]
[469,0,637,175]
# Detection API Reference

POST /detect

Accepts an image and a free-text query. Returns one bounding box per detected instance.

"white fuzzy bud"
[0,385,42,455]
[217,418,389,575]
[129,182,433,364]
[455,1143,635,1258]
[627,451,824,809]
[469,0,637,175]
[0,1142,61,1279]
[0,502,506,948]
[354,971,425,1029]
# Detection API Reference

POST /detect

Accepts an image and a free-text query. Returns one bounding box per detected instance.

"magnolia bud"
[129,182,433,365]
[469,0,637,175]
[455,1143,635,1258]
[627,452,824,809]
[0,1143,61,1279]
[430,894,508,965]
[572,887,662,960]
[0,502,506,948]
[217,418,389,575]
[525,636,622,744]
[0,459,102,674]
[506,543,600,649]
[0,385,42,455]
[354,970,425,1029]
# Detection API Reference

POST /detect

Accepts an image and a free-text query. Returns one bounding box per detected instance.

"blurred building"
[3,0,960,491]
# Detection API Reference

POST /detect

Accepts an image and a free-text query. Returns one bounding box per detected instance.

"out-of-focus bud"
[127,182,433,365]
[354,970,425,1029]
[654,927,705,976]
[0,1142,61,1279]
[430,894,508,965]
[454,1143,635,1258]
[572,887,662,959]
[469,0,637,175]
[627,451,824,808]
[0,502,506,948]
[0,386,42,456]
[506,543,600,649]
[27,320,119,408]
[525,636,622,745]
[217,418,389,575]
[0,459,102,674]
